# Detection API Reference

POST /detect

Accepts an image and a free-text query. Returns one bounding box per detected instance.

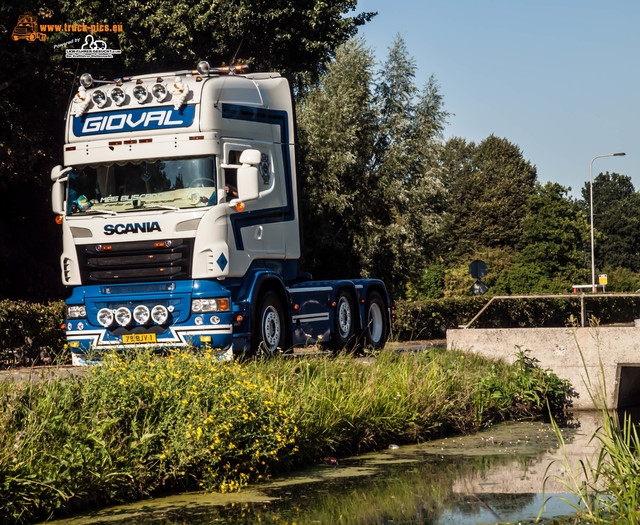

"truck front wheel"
[252,291,285,355]
[364,291,388,350]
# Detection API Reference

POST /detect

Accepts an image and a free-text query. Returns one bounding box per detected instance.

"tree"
[297,38,378,279]
[297,36,449,297]
[506,182,590,293]
[54,0,374,88]
[441,135,537,255]
[580,172,640,272]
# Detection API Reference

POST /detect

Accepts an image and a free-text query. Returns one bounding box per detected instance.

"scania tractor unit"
[51,62,391,364]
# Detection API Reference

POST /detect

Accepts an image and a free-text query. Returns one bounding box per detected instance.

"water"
[49,413,605,525]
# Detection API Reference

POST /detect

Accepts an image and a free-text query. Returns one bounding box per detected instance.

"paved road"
[0,341,447,382]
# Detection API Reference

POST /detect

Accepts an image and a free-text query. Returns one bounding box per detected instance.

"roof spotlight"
[197,61,210,75]
[111,86,126,106]
[133,85,148,103]
[91,89,108,108]
[79,73,94,89]
[151,83,168,102]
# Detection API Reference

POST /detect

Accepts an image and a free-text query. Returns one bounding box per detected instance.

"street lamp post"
[589,152,626,292]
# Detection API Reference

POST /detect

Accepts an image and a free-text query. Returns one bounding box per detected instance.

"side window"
[224,150,241,202]
[222,147,272,201]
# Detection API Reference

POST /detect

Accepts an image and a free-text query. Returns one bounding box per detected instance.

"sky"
[357,0,639,198]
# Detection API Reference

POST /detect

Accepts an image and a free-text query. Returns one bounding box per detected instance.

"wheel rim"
[337,296,352,338]
[367,302,383,343]
[262,305,281,352]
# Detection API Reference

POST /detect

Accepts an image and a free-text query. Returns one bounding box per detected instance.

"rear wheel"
[252,291,285,355]
[364,291,388,350]
[331,291,355,350]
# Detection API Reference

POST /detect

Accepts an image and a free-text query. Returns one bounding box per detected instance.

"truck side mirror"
[51,165,72,215]
[236,149,260,202]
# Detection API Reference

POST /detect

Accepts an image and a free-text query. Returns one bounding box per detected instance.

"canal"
[48,411,608,525]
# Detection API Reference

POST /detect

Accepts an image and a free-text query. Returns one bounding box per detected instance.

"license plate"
[123,333,157,344]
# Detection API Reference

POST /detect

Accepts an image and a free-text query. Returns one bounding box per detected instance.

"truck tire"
[331,290,355,350]
[364,291,388,350]
[252,291,285,355]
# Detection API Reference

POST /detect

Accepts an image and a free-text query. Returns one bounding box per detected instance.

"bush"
[0,300,66,367]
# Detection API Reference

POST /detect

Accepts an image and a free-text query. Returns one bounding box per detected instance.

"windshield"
[67,157,216,215]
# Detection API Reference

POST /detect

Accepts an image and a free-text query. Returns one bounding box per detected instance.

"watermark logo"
[66,34,122,58]
[11,13,46,42]
[11,12,124,58]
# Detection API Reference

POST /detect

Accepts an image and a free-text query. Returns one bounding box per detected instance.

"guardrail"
[460,293,640,329]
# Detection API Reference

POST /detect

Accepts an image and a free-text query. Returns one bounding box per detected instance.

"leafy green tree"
[298,36,449,297]
[581,173,640,272]
[441,135,537,255]
[506,182,590,293]
[54,0,374,87]
[0,2,70,300]
[297,38,378,279]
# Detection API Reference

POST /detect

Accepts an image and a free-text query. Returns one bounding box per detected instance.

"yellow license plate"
[123,333,157,344]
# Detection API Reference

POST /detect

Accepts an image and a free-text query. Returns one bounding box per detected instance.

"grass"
[0,346,571,524]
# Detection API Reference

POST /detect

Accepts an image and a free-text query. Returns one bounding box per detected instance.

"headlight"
[191,298,230,313]
[67,305,86,318]
[111,87,126,106]
[133,85,148,103]
[91,89,108,108]
[97,308,114,327]
[133,305,150,324]
[115,307,132,326]
[151,305,169,324]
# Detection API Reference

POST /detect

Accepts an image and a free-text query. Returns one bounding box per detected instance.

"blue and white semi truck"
[51,62,391,364]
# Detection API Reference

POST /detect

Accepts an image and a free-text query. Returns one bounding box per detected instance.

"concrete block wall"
[446,326,640,410]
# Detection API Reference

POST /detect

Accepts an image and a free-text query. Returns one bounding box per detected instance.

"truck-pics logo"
[73,106,196,136]
[104,222,162,235]
[12,12,123,43]
[12,13,46,41]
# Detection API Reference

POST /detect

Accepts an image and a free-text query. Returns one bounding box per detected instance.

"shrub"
[0,300,66,367]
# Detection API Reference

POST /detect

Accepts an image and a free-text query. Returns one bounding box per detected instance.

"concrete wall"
[446,326,640,409]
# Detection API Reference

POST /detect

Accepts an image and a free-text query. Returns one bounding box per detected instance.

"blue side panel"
[221,103,295,251]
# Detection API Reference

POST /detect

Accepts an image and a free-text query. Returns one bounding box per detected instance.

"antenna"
[230,38,243,67]
[64,62,81,120]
